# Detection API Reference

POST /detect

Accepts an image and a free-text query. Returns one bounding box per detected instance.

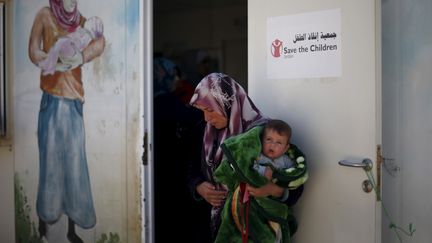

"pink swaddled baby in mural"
[39,16,104,75]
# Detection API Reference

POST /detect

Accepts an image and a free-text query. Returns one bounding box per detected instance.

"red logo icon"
[271,39,283,58]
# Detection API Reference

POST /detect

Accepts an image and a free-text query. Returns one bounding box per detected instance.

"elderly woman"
[188,73,306,241]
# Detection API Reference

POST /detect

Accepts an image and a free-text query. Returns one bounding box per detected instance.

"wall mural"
[28,0,104,242]
[14,0,142,242]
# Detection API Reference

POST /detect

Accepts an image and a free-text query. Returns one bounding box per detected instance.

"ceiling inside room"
[154,0,246,13]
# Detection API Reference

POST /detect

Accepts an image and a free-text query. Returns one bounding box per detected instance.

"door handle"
[338,158,373,171]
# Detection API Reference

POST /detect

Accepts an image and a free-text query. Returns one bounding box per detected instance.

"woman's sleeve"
[185,117,207,200]
[187,153,206,200]
[285,185,304,207]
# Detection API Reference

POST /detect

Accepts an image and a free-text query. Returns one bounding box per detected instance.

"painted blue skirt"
[36,92,96,229]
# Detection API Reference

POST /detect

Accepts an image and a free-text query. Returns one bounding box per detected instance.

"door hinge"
[376,144,382,201]
[142,131,148,165]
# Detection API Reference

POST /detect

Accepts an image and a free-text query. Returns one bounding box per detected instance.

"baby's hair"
[85,16,104,39]
[263,119,292,142]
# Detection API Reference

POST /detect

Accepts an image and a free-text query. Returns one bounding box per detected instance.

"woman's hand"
[196,181,227,207]
[246,182,283,198]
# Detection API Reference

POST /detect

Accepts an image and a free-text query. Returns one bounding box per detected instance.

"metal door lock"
[362,180,373,193]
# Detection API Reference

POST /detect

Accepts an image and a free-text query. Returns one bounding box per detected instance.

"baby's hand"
[264,167,273,180]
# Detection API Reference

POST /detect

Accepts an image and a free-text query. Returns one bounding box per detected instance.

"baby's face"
[262,129,289,160]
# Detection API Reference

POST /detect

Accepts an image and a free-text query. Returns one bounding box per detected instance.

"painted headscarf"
[153,57,178,97]
[190,73,268,178]
[49,0,81,33]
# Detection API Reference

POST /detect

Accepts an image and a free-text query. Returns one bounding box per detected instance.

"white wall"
[0,0,144,242]
[0,146,15,242]
[0,0,16,241]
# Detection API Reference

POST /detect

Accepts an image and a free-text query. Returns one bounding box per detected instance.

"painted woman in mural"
[38,15,104,76]
[28,0,105,242]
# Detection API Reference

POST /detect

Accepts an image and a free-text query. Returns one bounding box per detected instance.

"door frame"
[142,0,154,242]
[142,0,383,242]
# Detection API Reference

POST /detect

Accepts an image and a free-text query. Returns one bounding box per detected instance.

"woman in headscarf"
[29,0,105,242]
[188,73,285,238]
[188,73,306,240]
[153,57,178,97]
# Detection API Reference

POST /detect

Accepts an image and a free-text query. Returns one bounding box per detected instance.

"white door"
[382,0,432,242]
[248,1,381,242]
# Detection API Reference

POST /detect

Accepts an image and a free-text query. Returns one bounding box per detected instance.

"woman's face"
[195,105,228,129]
[62,0,77,13]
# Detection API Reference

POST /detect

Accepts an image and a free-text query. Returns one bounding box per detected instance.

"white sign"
[267,9,341,79]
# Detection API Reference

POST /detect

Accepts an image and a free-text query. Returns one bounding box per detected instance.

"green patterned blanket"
[214,126,308,243]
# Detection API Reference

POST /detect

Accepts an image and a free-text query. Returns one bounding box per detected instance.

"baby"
[254,119,293,181]
[214,119,307,243]
[39,16,104,75]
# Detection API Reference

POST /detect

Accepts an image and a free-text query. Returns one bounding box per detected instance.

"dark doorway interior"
[153,0,247,242]
[153,0,248,90]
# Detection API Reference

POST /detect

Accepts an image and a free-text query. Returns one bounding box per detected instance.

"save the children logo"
[270,32,338,60]
[267,9,342,79]
[270,39,283,58]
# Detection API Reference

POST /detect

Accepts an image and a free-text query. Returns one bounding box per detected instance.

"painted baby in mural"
[28,0,105,242]
[38,16,104,75]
